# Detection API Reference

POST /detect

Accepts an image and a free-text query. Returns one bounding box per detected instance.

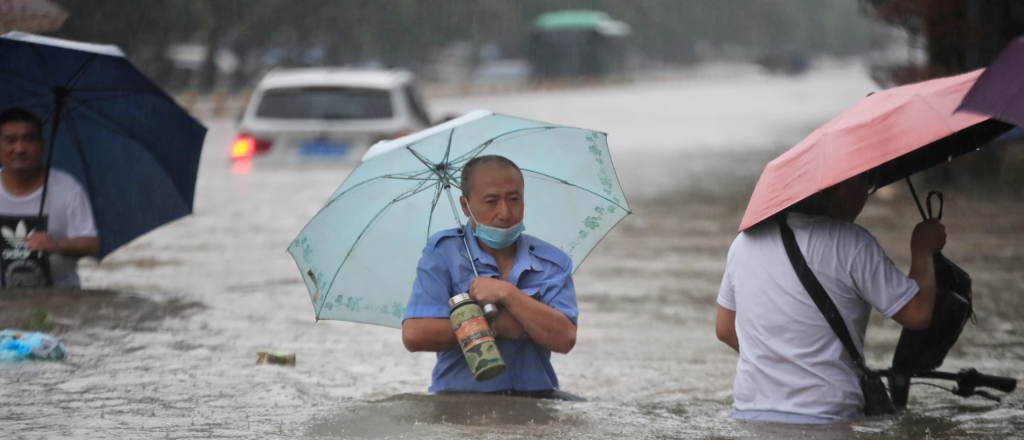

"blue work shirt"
[402,223,578,393]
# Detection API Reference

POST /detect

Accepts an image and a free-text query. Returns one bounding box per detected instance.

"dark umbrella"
[957,37,1024,127]
[0,32,206,257]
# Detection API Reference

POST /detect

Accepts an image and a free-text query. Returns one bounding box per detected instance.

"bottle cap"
[482,304,499,320]
[449,293,473,309]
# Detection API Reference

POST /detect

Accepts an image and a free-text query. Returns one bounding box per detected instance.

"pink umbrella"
[739,69,1013,231]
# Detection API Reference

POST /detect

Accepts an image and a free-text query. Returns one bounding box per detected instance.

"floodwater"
[2,63,1022,439]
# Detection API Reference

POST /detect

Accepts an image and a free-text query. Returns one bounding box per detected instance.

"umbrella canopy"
[0,32,206,257]
[739,69,1013,232]
[289,110,630,328]
[0,0,66,34]
[958,37,1024,127]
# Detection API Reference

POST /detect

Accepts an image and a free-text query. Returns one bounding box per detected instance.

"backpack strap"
[775,214,867,372]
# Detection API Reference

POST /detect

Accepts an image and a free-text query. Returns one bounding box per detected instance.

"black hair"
[460,155,523,199]
[0,108,43,139]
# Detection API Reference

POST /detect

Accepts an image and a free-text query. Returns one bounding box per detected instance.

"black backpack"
[891,191,974,375]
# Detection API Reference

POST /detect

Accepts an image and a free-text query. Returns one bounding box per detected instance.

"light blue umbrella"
[288,110,630,328]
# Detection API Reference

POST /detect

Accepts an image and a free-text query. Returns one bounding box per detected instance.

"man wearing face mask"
[402,155,578,397]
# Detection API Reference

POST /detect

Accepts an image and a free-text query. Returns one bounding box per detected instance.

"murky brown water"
[2,66,1022,439]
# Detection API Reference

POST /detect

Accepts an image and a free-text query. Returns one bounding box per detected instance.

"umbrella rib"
[449,140,493,167]
[66,101,195,211]
[405,146,439,172]
[27,43,57,89]
[440,127,455,165]
[0,70,50,97]
[62,54,99,90]
[0,92,53,109]
[911,94,958,134]
[317,173,439,213]
[315,180,435,318]
[448,126,556,164]
[426,181,444,243]
[521,169,630,213]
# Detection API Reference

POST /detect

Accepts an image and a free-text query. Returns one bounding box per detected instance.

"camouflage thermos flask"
[449,293,506,381]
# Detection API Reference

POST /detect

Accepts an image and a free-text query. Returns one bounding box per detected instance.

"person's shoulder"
[48,170,86,193]
[424,226,469,253]
[818,215,876,244]
[793,213,880,258]
[522,234,572,272]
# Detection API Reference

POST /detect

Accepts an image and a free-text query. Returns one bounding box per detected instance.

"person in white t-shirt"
[715,172,946,423]
[0,108,99,288]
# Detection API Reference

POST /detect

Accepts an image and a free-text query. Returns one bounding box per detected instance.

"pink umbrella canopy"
[739,69,1013,232]
[0,0,67,34]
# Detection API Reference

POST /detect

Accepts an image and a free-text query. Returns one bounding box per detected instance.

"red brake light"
[230,134,272,160]
[230,136,256,159]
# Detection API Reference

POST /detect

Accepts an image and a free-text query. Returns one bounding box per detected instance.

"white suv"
[230,68,432,160]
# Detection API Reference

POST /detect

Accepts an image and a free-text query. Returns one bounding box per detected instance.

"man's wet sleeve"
[850,237,919,319]
[540,267,579,325]
[402,248,452,321]
[717,239,738,311]
[717,267,736,311]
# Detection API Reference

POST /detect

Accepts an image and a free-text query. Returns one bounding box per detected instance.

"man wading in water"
[0,108,98,288]
[402,155,579,398]
[716,172,945,423]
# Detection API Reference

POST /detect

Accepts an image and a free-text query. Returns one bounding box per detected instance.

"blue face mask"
[466,205,525,250]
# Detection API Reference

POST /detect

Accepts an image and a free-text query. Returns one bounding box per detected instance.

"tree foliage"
[49,0,886,88]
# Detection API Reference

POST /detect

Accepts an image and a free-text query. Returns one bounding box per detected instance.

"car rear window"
[255,87,394,120]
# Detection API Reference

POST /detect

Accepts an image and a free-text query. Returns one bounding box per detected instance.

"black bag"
[892,191,973,374]
[776,215,896,416]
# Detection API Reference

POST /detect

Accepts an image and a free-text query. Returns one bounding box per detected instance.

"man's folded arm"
[503,291,576,354]
[502,269,577,355]
[402,318,459,352]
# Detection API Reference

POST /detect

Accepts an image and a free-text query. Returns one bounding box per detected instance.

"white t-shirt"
[0,169,97,287]
[717,212,919,423]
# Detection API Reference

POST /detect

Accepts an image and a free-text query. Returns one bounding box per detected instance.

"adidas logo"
[1,220,34,248]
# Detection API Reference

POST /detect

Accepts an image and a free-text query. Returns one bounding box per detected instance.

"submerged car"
[230,68,432,161]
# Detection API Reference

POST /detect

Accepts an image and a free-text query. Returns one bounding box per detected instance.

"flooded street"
[2,64,1023,439]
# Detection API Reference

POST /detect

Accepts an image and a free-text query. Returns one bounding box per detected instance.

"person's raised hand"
[911,219,946,255]
[468,277,514,306]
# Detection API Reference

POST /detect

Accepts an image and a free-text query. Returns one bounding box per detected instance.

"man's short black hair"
[0,108,43,138]
[460,155,523,199]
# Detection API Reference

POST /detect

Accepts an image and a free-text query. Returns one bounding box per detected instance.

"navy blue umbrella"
[0,32,206,258]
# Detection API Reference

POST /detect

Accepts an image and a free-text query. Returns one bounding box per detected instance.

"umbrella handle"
[905,177,928,221]
[926,191,944,220]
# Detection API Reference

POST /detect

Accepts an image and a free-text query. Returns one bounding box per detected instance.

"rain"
[2,1,1023,439]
